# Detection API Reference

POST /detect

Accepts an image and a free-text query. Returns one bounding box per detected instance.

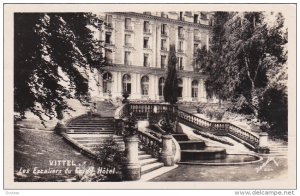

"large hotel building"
[88,12,215,103]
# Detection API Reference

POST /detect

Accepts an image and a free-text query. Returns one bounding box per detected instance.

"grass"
[14,128,102,182]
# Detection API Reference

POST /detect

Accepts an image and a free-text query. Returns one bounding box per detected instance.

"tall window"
[103,72,112,94]
[106,14,113,26]
[125,34,131,46]
[161,24,167,35]
[161,55,166,69]
[105,50,112,63]
[194,44,199,54]
[178,27,184,36]
[122,74,131,94]
[178,79,183,98]
[124,51,131,65]
[161,39,167,50]
[144,54,149,67]
[159,77,165,97]
[105,32,112,44]
[144,37,149,48]
[144,21,150,32]
[178,41,183,51]
[192,80,199,98]
[194,14,199,23]
[141,76,149,96]
[179,12,184,21]
[177,57,183,70]
[194,29,200,41]
[125,18,132,30]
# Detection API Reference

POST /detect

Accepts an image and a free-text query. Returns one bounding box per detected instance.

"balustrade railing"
[137,130,162,158]
[115,102,260,151]
[175,108,260,148]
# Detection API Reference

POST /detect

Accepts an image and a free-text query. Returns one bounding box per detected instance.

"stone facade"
[88,11,215,103]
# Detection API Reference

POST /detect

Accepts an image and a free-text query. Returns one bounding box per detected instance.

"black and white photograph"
[3,3,297,190]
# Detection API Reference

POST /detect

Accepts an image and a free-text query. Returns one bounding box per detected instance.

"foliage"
[197,12,287,115]
[14,13,108,124]
[123,113,138,137]
[195,11,288,138]
[204,108,225,121]
[258,86,287,139]
[94,136,125,181]
[163,44,179,104]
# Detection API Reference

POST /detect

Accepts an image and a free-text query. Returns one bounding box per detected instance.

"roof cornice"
[111,12,213,30]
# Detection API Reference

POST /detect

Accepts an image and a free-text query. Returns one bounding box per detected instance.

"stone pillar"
[259,132,269,147]
[159,135,174,166]
[123,135,141,181]
[257,132,270,154]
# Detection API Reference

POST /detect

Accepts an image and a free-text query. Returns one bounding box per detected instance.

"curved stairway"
[64,114,164,178]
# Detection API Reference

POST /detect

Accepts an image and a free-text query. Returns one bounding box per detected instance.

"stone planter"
[159,134,175,166]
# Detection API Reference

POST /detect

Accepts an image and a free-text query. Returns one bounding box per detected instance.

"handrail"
[175,108,260,147]
[115,102,260,151]
[137,129,162,158]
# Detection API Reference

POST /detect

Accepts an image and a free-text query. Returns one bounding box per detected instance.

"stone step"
[70,122,114,125]
[138,151,146,155]
[181,147,226,161]
[178,140,206,150]
[141,162,164,175]
[139,158,158,166]
[172,134,190,141]
[66,131,115,134]
[67,126,114,130]
[138,154,152,160]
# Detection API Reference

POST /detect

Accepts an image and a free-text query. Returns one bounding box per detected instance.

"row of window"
[102,72,200,98]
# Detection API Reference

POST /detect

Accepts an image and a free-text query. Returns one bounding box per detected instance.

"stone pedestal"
[123,135,141,181]
[259,132,269,147]
[159,135,175,166]
[257,132,270,154]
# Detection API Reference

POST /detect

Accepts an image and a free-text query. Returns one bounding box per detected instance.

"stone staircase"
[65,115,164,177]
[172,133,226,162]
[95,101,118,117]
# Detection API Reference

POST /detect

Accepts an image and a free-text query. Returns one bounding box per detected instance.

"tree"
[198,12,287,116]
[163,44,178,105]
[194,12,232,101]
[14,13,107,124]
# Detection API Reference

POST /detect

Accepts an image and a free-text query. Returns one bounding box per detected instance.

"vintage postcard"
[3,3,297,190]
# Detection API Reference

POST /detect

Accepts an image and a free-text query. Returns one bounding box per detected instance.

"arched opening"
[122,74,131,94]
[141,76,149,96]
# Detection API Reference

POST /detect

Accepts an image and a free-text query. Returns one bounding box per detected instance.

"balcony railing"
[124,61,132,66]
[125,26,133,32]
[144,28,151,34]
[178,34,185,39]
[161,47,168,51]
[177,49,184,53]
[194,36,201,41]
[105,23,113,29]
[104,41,114,46]
[125,43,133,47]
[161,32,168,37]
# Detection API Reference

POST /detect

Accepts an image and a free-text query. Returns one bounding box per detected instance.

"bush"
[204,108,225,121]
[79,136,126,182]
[258,87,287,140]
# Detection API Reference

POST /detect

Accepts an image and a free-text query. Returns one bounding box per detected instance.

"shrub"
[258,87,287,140]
